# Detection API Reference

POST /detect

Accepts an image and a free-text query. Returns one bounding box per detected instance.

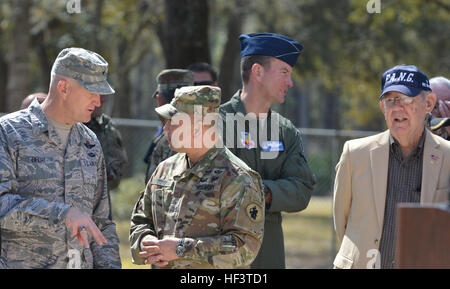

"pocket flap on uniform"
[333,253,354,269]
[150,178,173,187]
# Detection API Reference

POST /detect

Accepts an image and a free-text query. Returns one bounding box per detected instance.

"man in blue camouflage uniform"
[0,47,121,268]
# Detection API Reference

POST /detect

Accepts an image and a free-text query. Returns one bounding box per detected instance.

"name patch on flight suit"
[261,141,284,152]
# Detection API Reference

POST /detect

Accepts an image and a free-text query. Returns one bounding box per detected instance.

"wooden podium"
[396,203,450,269]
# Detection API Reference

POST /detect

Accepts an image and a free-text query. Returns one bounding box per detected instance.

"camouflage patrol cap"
[51,47,115,95]
[153,69,194,98]
[155,85,221,119]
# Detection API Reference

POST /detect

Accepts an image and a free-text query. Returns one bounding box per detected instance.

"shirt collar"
[229,90,273,118]
[389,129,426,158]
[184,147,224,179]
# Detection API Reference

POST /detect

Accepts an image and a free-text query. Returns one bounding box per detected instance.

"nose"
[287,76,293,88]
[93,94,101,107]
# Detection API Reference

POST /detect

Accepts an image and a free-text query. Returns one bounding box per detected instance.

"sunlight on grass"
[113,194,336,269]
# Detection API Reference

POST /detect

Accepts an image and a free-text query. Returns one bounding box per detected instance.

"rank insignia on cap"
[246,203,263,223]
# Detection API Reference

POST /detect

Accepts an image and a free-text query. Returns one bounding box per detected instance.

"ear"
[424,92,437,113]
[56,79,71,99]
[251,63,264,82]
[379,100,385,114]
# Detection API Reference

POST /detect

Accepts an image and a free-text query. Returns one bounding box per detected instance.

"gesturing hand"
[65,207,107,248]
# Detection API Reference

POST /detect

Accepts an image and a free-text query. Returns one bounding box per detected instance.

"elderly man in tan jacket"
[333,65,450,269]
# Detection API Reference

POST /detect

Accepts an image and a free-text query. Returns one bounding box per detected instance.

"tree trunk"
[6,0,31,112]
[91,0,104,53]
[112,39,131,118]
[161,0,210,68]
[218,8,245,103]
[0,52,7,112]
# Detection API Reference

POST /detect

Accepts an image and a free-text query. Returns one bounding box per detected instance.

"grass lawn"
[114,196,336,269]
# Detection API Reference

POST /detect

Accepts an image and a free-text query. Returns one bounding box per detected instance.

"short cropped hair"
[240,55,272,84]
[187,62,218,82]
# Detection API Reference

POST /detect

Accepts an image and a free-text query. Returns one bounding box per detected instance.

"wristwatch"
[263,184,270,195]
[175,238,186,258]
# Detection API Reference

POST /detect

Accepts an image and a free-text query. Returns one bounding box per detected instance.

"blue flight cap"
[239,33,303,68]
[380,64,431,99]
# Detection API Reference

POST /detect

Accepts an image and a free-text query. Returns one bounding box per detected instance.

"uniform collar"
[28,98,84,149]
[177,147,223,180]
[29,98,49,135]
[230,89,273,118]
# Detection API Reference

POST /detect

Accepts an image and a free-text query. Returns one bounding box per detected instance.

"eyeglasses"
[194,81,214,86]
[382,95,414,108]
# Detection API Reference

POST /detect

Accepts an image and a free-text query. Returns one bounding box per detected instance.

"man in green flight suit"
[220,33,316,269]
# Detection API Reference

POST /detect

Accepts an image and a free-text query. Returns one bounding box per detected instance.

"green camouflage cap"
[51,47,115,95]
[155,85,221,119]
[153,69,194,98]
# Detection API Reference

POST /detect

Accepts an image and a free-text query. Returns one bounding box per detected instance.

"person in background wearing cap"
[0,47,121,268]
[333,65,450,269]
[219,32,316,269]
[129,86,264,268]
[84,94,128,199]
[187,62,219,87]
[143,69,194,184]
[428,76,450,140]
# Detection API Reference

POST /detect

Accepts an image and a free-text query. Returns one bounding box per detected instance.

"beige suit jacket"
[333,129,450,269]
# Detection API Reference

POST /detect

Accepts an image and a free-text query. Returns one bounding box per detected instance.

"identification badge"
[261,141,284,152]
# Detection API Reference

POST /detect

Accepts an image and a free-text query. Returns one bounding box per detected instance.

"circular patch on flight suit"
[246,203,263,223]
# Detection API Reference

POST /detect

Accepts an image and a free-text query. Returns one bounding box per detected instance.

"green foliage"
[110,175,145,221]
[1,0,448,129]
[308,153,334,196]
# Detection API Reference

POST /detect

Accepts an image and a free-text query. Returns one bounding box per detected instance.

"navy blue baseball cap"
[380,64,431,99]
[239,33,303,68]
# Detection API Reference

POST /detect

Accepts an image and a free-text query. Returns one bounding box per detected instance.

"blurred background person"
[187,62,219,87]
[428,76,450,140]
[143,69,194,184]
[20,92,47,109]
[84,94,128,198]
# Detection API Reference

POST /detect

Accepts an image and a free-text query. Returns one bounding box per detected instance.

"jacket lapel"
[370,131,390,232]
[420,130,442,203]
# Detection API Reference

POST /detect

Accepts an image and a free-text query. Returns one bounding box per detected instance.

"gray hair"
[430,76,450,88]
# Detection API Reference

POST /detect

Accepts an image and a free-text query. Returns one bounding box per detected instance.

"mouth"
[393,117,408,124]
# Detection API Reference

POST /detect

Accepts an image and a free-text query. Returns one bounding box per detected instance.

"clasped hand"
[139,237,180,267]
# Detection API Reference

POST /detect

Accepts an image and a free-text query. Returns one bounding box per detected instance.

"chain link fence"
[112,118,380,268]
[0,112,380,268]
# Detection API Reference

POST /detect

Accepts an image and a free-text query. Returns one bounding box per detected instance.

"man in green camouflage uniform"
[85,95,128,192]
[130,85,264,269]
[0,48,121,268]
[143,69,194,184]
